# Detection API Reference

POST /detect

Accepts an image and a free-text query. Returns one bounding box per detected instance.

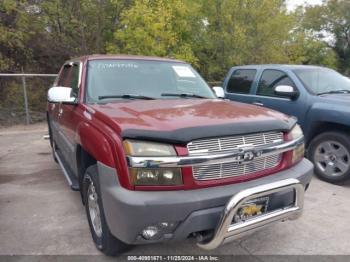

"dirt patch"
[0,122,47,135]
[37,152,51,156]
[0,175,17,184]
[0,169,61,185]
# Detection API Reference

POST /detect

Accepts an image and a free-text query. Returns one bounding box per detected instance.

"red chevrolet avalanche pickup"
[47,55,313,256]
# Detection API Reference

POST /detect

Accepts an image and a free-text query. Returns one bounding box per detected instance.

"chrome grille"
[192,154,281,180]
[187,131,283,155]
[187,132,284,181]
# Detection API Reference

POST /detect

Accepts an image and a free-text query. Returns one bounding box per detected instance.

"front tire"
[83,165,131,256]
[308,131,350,184]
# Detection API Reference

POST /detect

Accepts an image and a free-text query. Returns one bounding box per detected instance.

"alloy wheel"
[87,181,103,238]
[314,140,350,177]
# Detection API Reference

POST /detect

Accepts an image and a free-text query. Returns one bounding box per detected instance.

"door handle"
[252,101,264,106]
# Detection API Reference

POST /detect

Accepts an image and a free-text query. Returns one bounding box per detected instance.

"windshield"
[86,59,216,102]
[293,67,350,95]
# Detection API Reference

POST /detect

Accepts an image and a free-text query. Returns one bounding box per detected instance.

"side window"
[57,65,71,87]
[56,63,80,97]
[226,69,257,94]
[257,70,296,97]
[68,64,80,96]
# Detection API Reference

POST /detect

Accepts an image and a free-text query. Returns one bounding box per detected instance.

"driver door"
[57,62,81,175]
[252,69,307,125]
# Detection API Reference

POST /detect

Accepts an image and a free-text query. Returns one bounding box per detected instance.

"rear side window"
[257,69,295,97]
[226,69,256,94]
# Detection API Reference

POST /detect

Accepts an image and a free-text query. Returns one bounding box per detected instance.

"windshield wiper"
[318,89,350,95]
[161,93,209,99]
[98,94,155,100]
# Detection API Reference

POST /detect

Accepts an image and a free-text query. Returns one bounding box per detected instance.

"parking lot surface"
[0,123,350,257]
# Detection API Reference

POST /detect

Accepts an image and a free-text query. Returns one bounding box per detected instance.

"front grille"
[187,132,283,181]
[187,131,283,155]
[192,154,281,180]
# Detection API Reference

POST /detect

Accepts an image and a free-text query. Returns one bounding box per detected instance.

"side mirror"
[48,87,77,104]
[212,86,225,98]
[274,85,298,99]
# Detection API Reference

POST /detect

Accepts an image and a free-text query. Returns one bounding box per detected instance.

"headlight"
[287,124,304,163]
[130,168,183,185]
[288,124,303,140]
[124,140,182,186]
[123,139,176,156]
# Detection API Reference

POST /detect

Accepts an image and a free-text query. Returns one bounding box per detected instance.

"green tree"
[107,0,200,65]
[0,0,33,72]
[303,0,350,74]
[0,0,132,123]
[194,0,296,81]
[285,31,338,68]
[283,6,338,68]
[29,0,131,72]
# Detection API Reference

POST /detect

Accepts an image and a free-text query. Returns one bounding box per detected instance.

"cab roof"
[231,64,328,70]
[70,54,185,64]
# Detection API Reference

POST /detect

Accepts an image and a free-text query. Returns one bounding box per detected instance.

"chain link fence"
[0,74,57,127]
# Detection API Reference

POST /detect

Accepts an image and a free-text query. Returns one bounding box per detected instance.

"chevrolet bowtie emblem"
[236,147,262,163]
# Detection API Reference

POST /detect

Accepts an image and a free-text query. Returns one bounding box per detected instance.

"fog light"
[159,221,178,233]
[141,222,179,240]
[142,226,161,240]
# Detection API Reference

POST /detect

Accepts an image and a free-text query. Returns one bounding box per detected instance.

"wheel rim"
[87,181,102,238]
[314,140,350,177]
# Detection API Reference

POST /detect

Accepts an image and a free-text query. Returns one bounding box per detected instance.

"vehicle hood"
[89,99,296,144]
[319,93,350,105]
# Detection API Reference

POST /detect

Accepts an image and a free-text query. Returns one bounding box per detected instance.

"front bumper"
[197,178,304,249]
[98,158,313,246]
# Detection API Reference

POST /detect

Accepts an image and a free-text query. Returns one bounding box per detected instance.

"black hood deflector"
[121,117,297,145]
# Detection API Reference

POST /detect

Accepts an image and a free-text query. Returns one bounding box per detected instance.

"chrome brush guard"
[197,178,304,250]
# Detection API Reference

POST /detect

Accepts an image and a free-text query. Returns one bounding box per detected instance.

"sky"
[286,0,323,11]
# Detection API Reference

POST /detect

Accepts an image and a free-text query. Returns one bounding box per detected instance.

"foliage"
[107,0,199,65]
[0,0,33,72]
[0,0,347,78]
[303,0,350,74]
[194,0,295,80]
[285,31,338,68]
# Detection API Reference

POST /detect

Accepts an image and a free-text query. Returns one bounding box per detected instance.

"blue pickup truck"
[215,65,350,184]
